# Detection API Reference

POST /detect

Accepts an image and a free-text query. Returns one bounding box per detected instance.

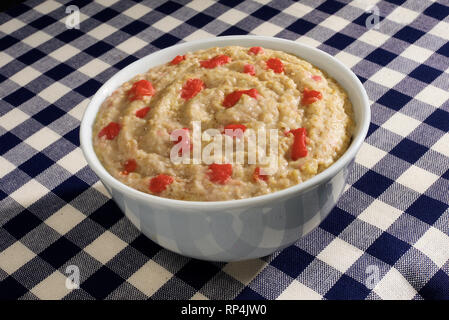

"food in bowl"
[92,46,354,201]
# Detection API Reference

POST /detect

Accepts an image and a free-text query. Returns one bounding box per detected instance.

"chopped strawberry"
[253,167,268,182]
[223,91,244,108]
[173,128,192,155]
[181,78,205,100]
[122,159,137,175]
[170,55,186,65]
[135,106,150,118]
[174,128,190,143]
[243,64,255,76]
[245,88,259,98]
[98,122,121,140]
[301,87,323,105]
[200,55,231,69]
[223,88,259,108]
[208,163,232,184]
[311,75,322,82]
[224,124,247,138]
[149,174,174,193]
[287,128,308,160]
[249,47,264,55]
[266,58,284,73]
[128,79,155,101]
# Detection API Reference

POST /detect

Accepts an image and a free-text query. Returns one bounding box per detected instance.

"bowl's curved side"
[104,159,350,261]
[79,36,370,260]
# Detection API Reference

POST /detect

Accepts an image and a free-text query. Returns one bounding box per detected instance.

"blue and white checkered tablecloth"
[0,0,448,300]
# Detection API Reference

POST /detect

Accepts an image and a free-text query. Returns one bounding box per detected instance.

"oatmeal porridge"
[92,46,354,201]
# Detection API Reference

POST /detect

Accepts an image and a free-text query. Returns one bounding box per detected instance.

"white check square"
[296,36,321,48]
[57,148,87,174]
[0,241,36,274]
[223,259,266,285]
[358,29,390,48]
[50,44,81,62]
[34,0,61,14]
[218,8,247,25]
[415,85,449,107]
[317,238,364,273]
[0,18,26,34]
[396,165,439,194]
[152,16,183,33]
[401,45,434,64]
[84,231,127,264]
[414,227,449,268]
[128,260,173,296]
[123,3,151,19]
[0,156,15,178]
[191,292,209,300]
[335,51,363,68]
[355,143,387,168]
[370,67,406,88]
[0,108,30,131]
[320,15,350,32]
[387,6,419,25]
[374,267,417,300]
[88,23,118,40]
[283,2,313,17]
[78,59,110,78]
[24,127,61,151]
[0,52,14,68]
[39,82,71,103]
[10,66,41,86]
[10,180,50,208]
[68,99,89,121]
[381,112,421,137]
[431,133,449,157]
[277,280,322,300]
[45,204,86,235]
[116,37,148,55]
[252,22,284,37]
[187,0,215,11]
[30,271,71,300]
[358,199,403,231]
[428,21,449,40]
[22,31,52,48]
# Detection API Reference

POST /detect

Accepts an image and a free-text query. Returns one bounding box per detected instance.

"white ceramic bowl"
[80,36,370,261]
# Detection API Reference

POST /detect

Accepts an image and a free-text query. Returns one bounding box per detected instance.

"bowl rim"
[80,35,370,209]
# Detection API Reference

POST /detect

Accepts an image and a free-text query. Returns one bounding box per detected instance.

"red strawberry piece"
[243,64,256,76]
[287,128,308,160]
[249,47,264,55]
[200,55,231,69]
[170,55,186,65]
[181,78,205,100]
[301,87,323,105]
[243,88,258,98]
[149,174,174,193]
[98,122,121,140]
[266,58,284,73]
[208,163,232,184]
[122,159,137,175]
[173,128,192,155]
[253,167,268,182]
[223,89,259,108]
[135,106,150,118]
[128,79,155,101]
[223,124,247,138]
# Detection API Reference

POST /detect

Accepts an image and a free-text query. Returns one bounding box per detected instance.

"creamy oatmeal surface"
[92,46,354,201]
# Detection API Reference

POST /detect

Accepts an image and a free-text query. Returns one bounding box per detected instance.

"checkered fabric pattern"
[0,0,448,300]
